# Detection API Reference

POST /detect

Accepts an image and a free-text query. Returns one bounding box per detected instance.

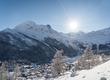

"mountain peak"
[14,21,52,32]
[15,21,37,29]
[13,21,57,40]
[21,21,37,26]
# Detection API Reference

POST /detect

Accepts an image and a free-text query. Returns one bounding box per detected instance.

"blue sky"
[0,0,110,33]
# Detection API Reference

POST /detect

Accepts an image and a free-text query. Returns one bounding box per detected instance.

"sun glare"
[66,20,79,32]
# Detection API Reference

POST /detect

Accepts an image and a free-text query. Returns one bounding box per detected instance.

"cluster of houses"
[0,62,53,80]
[6,63,60,80]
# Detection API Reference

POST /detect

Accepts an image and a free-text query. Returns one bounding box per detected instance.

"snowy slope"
[3,28,37,46]
[55,60,110,80]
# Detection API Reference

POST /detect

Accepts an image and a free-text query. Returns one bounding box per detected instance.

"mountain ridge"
[0,21,80,64]
[0,21,110,63]
[67,27,110,44]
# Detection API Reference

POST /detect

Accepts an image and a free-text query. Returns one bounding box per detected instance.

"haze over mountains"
[0,21,110,64]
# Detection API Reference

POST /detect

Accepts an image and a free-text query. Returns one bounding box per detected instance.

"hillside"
[55,60,110,80]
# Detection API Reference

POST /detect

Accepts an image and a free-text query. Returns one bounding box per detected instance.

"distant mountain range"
[0,21,110,64]
[68,27,110,44]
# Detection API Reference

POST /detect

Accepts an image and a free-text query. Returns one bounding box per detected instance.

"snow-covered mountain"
[13,21,75,47]
[0,21,80,64]
[55,60,110,80]
[68,27,110,44]
[0,21,110,63]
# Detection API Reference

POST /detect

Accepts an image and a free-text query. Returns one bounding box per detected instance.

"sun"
[66,20,79,32]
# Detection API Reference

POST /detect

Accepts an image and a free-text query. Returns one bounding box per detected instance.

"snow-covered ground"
[55,60,110,80]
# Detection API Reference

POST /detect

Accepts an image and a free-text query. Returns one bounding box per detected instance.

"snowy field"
[54,60,110,80]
